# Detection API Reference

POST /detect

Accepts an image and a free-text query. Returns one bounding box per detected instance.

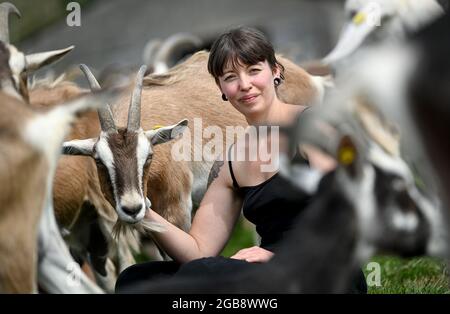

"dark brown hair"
[207,26,285,84]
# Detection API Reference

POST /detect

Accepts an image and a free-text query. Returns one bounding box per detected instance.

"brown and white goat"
[30,68,192,291]
[0,2,107,293]
[29,80,140,292]
[0,2,74,102]
[0,89,119,293]
[63,51,327,230]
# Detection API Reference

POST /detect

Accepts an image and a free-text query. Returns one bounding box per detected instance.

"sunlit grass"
[364,256,450,294]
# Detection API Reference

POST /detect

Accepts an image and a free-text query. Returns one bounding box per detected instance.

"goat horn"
[355,97,400,156]
[153,33,202,73]
[0,2,21,44]
[127,65,147,131]
[79,64,117,133]
[142,38,162,72]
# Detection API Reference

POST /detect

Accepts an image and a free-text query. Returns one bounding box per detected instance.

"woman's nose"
[239,75,252,90]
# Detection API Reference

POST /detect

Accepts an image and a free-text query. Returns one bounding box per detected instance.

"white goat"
[323,0,444,64]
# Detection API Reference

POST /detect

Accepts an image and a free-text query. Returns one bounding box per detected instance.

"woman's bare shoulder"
[289,103,308,114]
[282,103,308,124]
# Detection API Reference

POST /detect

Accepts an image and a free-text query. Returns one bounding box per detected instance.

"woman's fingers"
[230,246,274,262]
[230,246,252,258]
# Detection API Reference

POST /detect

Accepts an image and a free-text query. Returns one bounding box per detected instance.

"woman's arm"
[146,158,243,264]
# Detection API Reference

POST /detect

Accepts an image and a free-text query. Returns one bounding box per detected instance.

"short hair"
[208,26,285,84]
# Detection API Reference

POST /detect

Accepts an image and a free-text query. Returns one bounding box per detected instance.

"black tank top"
[228,147,312,251]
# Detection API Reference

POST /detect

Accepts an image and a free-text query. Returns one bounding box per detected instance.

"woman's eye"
[249,68,261,74]
[224,75,236,81]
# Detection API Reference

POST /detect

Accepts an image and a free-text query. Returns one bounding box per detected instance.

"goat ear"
[25,46,74,73]
[145,119,188,146]
[337,135,360,177]
[62,138,96,156]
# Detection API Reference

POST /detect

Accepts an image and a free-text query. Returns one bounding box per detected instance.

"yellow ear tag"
[338,146,356,165]
[352,12,366,25]
[152,125,164,130]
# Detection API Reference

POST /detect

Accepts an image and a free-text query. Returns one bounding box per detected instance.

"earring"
[222,93,228,101]
[274,77,281,86]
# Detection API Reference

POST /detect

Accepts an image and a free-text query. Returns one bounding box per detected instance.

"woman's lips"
[239,94,259,103]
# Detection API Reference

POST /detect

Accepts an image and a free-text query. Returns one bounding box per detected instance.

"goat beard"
[111,216,166,240]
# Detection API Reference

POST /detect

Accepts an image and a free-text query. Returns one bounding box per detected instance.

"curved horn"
[153,33,202,74]
[142,38,161,72]
[79,64,117,133]
[127,65,147,131]
[0,2,21,43]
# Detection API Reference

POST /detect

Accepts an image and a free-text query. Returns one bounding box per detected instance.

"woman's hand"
[230,246,274,263]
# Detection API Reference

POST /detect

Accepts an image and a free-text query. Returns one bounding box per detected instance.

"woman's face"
[218,59,280,118]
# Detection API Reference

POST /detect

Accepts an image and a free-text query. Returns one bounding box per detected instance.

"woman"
[115,26,366,293]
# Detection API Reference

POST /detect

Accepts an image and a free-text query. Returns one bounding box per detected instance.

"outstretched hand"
[230,246,274,263]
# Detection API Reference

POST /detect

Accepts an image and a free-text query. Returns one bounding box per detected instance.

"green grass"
[220,217,257,258]
[363,256,450,294]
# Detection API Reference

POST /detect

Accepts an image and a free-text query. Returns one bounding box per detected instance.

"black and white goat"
[327,7,450,244]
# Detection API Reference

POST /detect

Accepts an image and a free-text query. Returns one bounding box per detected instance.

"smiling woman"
[208,27,285,125]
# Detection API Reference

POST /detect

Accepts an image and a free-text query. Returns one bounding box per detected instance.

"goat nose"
[122,204,142,217]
